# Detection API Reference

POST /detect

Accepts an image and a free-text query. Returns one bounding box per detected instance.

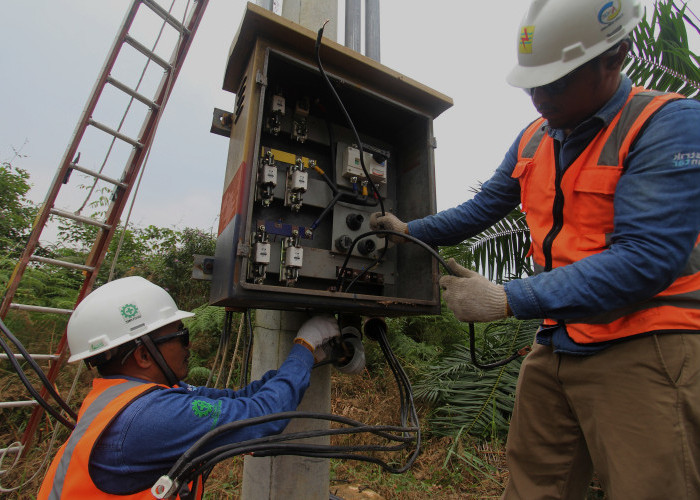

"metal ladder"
[0,0,209,462]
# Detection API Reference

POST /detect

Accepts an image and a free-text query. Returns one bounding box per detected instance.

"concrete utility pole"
[241,5,338,500]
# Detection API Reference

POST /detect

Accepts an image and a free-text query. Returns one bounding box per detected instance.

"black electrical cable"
[316,168,339,195]
[314,15,521,368]
[164,413,416,488]
[0,318,78,423]
[336,229,525,369]
[370,320,420,472]
[314,21,385,215]
[184,425,414,482]
[324,117,338,186]
[175,411,415,465]
[241,309,253,386]
[0,335,76,430]
[310,191,343,231]
[336,229,452,292]
[154,321,420,497]
[468,322,525,370]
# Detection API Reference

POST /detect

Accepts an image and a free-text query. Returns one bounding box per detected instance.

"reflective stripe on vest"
[512,87,700,343]
[38,378,203,499]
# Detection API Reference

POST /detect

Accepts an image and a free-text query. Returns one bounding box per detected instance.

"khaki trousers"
[501,333,700,500]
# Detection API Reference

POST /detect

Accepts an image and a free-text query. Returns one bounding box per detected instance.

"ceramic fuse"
[284,246,303,268]
[254,241,271,264]
[271,94,285,114]
[290,169,308,192]
[262,164,277,186]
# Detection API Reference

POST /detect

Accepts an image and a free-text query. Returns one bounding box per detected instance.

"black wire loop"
[155,319,420,498]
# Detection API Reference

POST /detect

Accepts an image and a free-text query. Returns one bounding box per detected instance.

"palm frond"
[414,319,538,439]
[624,0,700,98]
[464,209,532,283]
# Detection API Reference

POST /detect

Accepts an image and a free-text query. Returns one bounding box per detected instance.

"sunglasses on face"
[153,327,190,347]
[119,327,190,365]
[524,67,581,97]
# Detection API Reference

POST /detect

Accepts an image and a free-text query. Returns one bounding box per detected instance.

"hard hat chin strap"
[138,335,179,387]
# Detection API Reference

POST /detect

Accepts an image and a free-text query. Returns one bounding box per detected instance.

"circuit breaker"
[209,4,452,317]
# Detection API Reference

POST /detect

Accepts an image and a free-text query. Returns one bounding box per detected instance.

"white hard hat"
[67,276,194,362]
[507,0,643,89]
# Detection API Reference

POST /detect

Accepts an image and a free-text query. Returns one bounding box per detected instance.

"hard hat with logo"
[67,276,194,362]
[507,0,643,89]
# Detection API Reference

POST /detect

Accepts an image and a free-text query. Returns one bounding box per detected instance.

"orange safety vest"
[38,378,202,499]
[511,87,700,344]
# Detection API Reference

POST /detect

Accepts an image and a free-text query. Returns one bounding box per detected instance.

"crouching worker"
[38,276,339,499]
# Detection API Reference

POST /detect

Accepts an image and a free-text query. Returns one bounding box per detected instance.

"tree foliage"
[625,0,700,98]
[458,209,532,284]
[0,164,218,341]
[413,319,538,439]
[0,162,36,258]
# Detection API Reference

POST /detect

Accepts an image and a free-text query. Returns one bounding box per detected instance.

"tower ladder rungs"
[124,34,172,70]
[9,303,73,315]
[106,75,159,111]
[87,118,144,149]
[68,162,129,188]
[29,255,96,273]
[49,208,112,230]
[0,354,59,361]
[141,0,190,35]
[0,400,39,409]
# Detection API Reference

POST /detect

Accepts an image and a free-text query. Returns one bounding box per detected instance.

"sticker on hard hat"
[598,0,622,26]
[90,340,105,352]
[120,303,142,323]
[519,26,535,54]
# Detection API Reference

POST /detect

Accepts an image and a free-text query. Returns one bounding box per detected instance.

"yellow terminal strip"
[263,147,312,169]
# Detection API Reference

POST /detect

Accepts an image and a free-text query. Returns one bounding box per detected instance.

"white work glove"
[439,258,510,323]
[294,316,340,360]
[369,212,409,243]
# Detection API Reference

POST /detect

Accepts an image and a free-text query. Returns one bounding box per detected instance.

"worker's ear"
[133,345,152,368]
[604,41,629,70]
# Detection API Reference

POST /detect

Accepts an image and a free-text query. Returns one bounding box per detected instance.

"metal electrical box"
[210,3,452,317]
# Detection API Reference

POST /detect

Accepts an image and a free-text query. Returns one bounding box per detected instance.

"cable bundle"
[151,319,419,499]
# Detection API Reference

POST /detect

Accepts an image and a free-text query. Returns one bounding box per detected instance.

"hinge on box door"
[237,241,251,257]
[255,70,267,87]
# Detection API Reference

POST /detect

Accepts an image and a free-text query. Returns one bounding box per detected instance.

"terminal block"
[284,156,308,212]
[258,150,277,207]
[292,96,310,143]
[250,226,271,284]
[280,231,303,286]
[266,92,285,135]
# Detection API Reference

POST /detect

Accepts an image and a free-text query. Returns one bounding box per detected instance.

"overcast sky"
[1,0,665,243]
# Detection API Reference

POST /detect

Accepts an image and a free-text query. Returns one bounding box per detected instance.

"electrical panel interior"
[210,5,452,316]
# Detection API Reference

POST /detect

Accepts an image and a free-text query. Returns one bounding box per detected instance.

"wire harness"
[151,318,419,499]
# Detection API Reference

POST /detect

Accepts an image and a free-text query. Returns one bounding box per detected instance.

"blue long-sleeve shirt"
[409,76,700,354]
[90,344,314,494]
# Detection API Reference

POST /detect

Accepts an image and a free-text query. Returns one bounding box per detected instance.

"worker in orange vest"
[371,0,700,497]
[38,276,339,499]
